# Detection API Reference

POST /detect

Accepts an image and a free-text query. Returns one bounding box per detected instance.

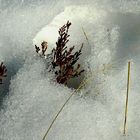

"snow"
[33,5,103,58]
[0,0,140,140]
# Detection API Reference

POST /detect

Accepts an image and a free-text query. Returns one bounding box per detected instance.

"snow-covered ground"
[0,0,140,140]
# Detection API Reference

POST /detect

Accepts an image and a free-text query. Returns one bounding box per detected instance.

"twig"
[123,61,131,135]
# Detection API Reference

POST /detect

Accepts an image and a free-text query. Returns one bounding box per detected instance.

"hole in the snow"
[67,71,85,89]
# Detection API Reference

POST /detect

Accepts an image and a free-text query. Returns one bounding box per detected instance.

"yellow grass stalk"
[82,26,91,48]
[42,76,91,140]
[123,61,131,135]
[42,63,113,140]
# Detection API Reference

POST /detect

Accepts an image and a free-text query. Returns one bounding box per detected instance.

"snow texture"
[0,0,140,140]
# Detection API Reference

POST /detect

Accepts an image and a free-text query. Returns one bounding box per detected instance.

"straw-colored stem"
[42,63,112,140]
[42,92,74,140]
[82,26,91,48]
[123,61,131,135]
[42,77,90,140]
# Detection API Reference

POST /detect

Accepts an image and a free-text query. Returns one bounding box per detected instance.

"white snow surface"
[0,0,140,140]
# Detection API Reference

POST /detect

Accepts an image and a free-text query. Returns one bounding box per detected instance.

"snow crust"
[0,0,140,140]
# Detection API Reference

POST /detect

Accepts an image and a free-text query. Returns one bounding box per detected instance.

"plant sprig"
[35,21,84,85]
[0,62,7,84]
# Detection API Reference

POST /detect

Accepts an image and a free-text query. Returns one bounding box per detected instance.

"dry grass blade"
[123,61,131,135]
[42,63,113,140]
[42,76,91,140]
[82,26,91,48]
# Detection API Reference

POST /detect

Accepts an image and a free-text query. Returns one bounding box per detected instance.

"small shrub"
[35,21,84,85]
[0,62,7,84]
